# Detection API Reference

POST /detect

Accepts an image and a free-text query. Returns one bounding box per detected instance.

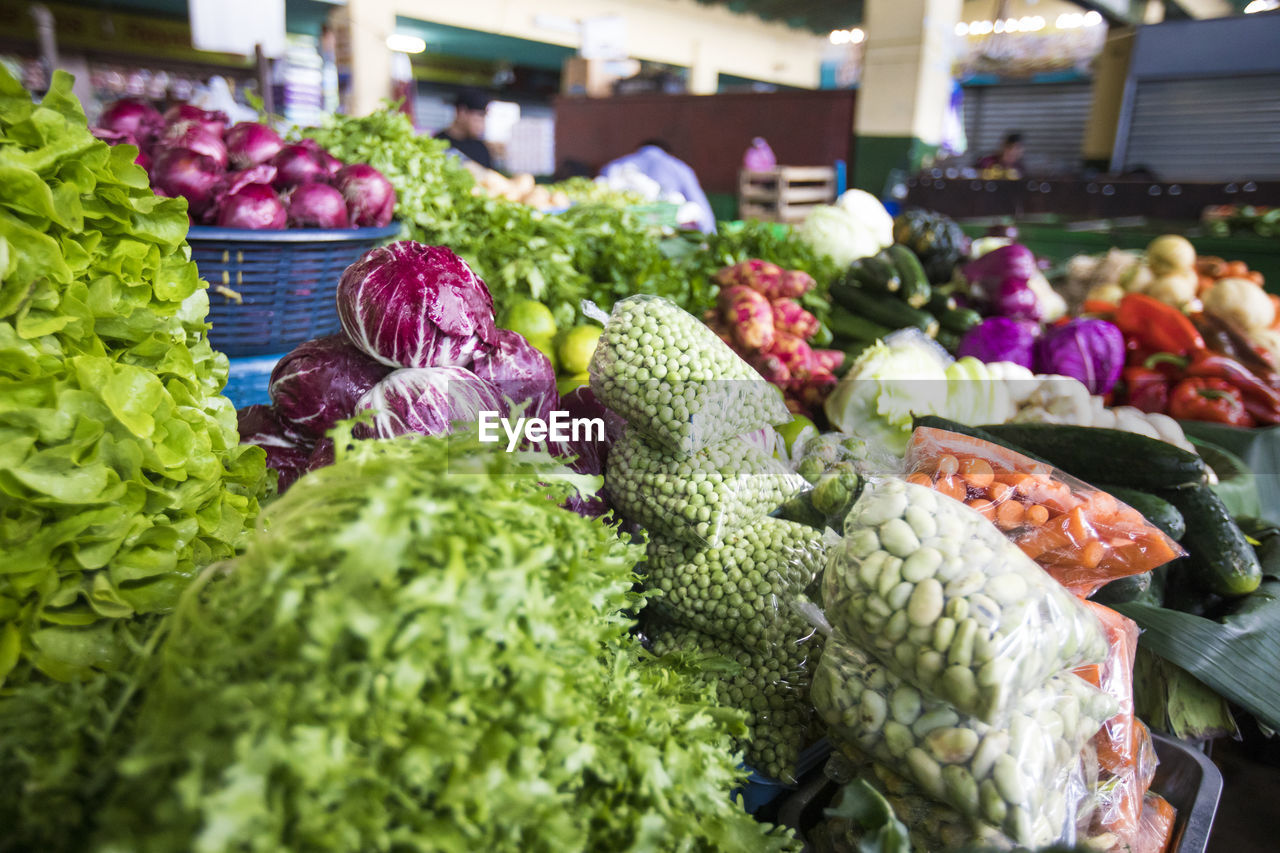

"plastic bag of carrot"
[903,427,1186,598]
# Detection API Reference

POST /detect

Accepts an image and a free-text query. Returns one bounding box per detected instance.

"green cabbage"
[797,204,887,269]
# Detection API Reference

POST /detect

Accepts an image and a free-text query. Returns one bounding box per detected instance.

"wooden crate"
[738,166,837,223]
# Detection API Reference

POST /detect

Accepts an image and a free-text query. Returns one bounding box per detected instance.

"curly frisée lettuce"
[0,68,267,687]
[94,434,799,853]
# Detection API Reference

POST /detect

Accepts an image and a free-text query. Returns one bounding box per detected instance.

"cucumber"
[938,307,982,335]
[910,416,1052,465]
[1095,486,1186,541]
[885,245,931,308]
[1236,517,1280,580]
[828,306,892,344]
[1156,485,1262,597]
[935,330,961,352]
[976,424,1207,491]
[860,255,902,294]
[1090,571,1153,606]
[1190,438,1260,519]
[830,285,939,338]
[926,290,958,314]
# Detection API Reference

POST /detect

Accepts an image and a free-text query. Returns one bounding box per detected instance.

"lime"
[502,298,558,343]
[775,414,817,456]
[528,336,558,373]
[557,372,591,396]
[557,324,603,376]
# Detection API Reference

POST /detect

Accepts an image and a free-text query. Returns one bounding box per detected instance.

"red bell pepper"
[1185,350,1280,425]
[1168,378,1254,426]
[1113,293,1205,356]
[1123,366,1171,414]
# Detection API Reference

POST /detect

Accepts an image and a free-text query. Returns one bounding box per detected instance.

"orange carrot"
[996,499,1025,530]
[1025,504,1050,525]
[934,454,959,477]
[1064,506,1095,544]
[1081,540,1106,569]
[1224,260,1250,278]
[967,498,996,521]
[934,475,967,503]
[959,457,995,488]
[988,481,1012,503]
[1248,270,1265,287]
[906,472,933,488]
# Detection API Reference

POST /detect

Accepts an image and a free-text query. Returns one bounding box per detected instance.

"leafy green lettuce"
[0,67,267,686]
[93,434,799,853]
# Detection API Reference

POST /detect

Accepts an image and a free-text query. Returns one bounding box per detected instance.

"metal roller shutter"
[1120,75,1280,181]
[963,83,1092,173]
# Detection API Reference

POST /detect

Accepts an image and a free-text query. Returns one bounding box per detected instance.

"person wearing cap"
[435,89,494,170]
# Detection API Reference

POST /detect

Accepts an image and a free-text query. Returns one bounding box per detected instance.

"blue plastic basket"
[223,352,287,410]
[736,739,833,815]
[189,222,402,358]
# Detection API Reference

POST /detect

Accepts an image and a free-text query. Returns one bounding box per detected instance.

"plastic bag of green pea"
[607,427,807,546]
[812,637,1115,849]
[823,478,1108,723]
[587,296,792,457]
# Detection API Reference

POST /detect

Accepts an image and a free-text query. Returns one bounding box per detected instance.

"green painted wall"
[853,135,938,197]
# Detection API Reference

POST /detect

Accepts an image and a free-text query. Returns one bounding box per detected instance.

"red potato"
[749,351,791,384]
[766,329,814,374]
[811,349,845,374]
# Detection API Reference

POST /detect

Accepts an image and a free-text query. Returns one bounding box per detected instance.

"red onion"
[98,98,163,147]
[159,121,228,171]
[333,163,396,227]
[150,147,222,218]
[224,122,284,169]
[286,182,350,229]
[271,144,330,189]
[163,104,228,137]
[216,184,287,230]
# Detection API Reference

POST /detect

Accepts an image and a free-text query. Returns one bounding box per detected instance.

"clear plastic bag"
[813,637,1116,848]
[607,427,806,546]
[643,516,831,654]
[904,427,1185,598]
[1075,600,1159,851]
[1131,792,1177,853]
[587,295,792,457]
[823,478,1109,723]
[645,619,820,784]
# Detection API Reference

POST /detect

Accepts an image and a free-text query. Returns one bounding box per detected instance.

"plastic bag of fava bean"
[812,638,1116,849]
[586,296,792,458]
[822,478,1109,723]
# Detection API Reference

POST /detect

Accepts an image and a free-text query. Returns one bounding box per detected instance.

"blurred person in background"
[976,131,1026,179]
[600,139,716,233]
[435,88,493,169]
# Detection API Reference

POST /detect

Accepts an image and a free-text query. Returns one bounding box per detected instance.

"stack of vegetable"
[591,296,830,781]
[94,98,395,229]
[465,162,571,210]
[1202,204,1280,239]
[705,260,845,419]
[1107,292,1280,427]
[238,241,556,489]
[796,189,896,269]
[0,67,268,847]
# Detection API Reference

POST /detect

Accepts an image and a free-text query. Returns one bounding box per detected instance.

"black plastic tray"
[777,733,1222,852]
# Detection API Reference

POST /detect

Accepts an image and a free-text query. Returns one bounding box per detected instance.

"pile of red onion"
[93,99,396,231]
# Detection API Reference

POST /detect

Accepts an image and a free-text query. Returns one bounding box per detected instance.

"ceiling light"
[972,20,994,34]
[850,27,865,43]
[1244,0,1278,11]
[955,22,970,35]
[829,29,847,44]
[1083,10,1104,25]
[386,34,426,53]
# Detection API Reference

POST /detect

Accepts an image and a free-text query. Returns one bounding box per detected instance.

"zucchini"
[935,330,961,353]
[1156,485,1262,597]
[840,258,899,295]
[830,285,939,338]
[926,290,958,314]
[1236,517,1280,580]
[1090,571,1153,606]
[976,424,1207,491]
[885,245,931,308]
[828,306,892,344]
[1095,486,1186,541]
[910,416,1052,464]
[860,255,902,294]
[938,307,982,335]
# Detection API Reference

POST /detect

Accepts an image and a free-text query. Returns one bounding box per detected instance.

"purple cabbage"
[469,329,558,423]
[286,182,350,229]
[963,244,1038,286]
[992,277,1043,322]
[354,365,506,439]
[215,183,286,230]
[150,147,223,218]
[1036,318,1125,395]
[962,244,1045,320]
[550,386,626,519]
[268,333,392,439]
[158,120,228,171]
[271,143,330,189]
[236,404,313,492]
[163,104,228,137]
[336,241,498,369]
[956,317,1039,368]
[333,163,396,227]
[224,121,284,169]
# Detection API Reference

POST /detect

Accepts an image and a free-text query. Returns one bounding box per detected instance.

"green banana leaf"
[1117,579,1280,731]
